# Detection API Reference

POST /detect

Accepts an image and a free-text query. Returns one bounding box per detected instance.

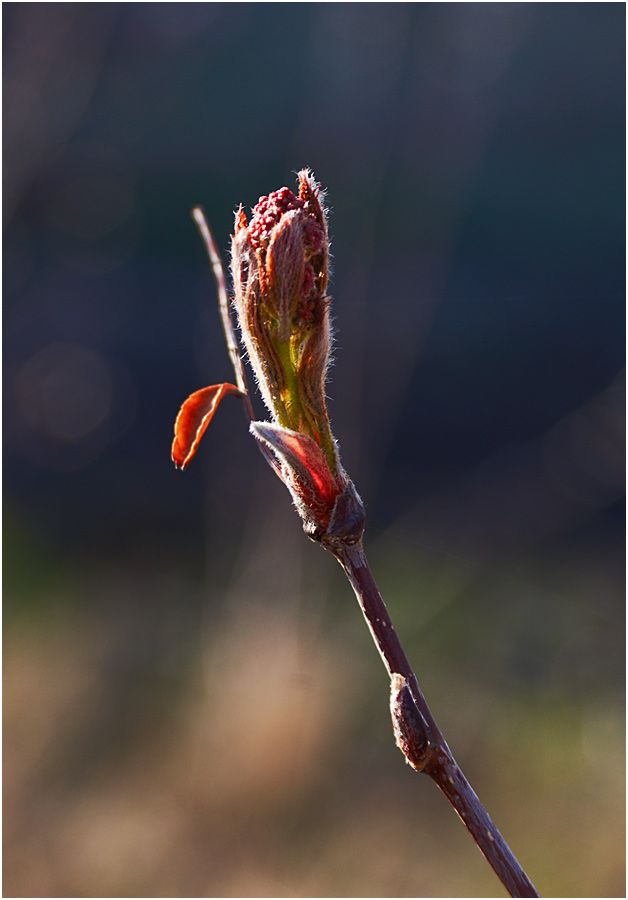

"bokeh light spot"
[17,342,114,442]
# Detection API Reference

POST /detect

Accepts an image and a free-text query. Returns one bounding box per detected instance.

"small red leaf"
[172,383,242,470]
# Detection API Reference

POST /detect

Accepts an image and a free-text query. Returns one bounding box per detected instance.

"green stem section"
[275,338,305,426]
[272,334,337,476]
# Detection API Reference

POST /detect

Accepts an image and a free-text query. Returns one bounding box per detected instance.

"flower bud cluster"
[173,171,364,545]
[231,171,364,542]
[231,170,333,469]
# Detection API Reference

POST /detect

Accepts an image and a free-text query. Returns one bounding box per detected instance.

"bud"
[231,170,364,543]
[390,675,432,772]
[173,171,365,546]
[231,170,335,473]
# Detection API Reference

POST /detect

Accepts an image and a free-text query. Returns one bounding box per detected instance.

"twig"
[191,203,540,899]
[192,207,250,402]
[191,207,283,480]
[334,541,539,899]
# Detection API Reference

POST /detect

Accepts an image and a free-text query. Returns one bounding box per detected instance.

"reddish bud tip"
[234,204,247,234]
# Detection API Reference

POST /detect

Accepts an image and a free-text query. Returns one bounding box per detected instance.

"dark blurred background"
[3,3,625,897]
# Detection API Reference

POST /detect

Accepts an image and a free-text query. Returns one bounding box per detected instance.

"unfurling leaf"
[172,383,242,470]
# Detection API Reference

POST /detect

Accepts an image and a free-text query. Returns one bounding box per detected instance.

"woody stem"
[331,539,539,899]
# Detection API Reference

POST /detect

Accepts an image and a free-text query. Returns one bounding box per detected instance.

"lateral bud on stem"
[390,674,433,772]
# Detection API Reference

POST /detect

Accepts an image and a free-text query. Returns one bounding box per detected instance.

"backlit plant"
[172,172,539,899]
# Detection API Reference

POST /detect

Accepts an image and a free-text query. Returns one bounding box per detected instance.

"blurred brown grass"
[4,507,625,898]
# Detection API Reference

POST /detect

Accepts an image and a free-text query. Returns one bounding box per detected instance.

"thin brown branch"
[191,207,251,404]
[191,207,284,480]
[333,540,539,899]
